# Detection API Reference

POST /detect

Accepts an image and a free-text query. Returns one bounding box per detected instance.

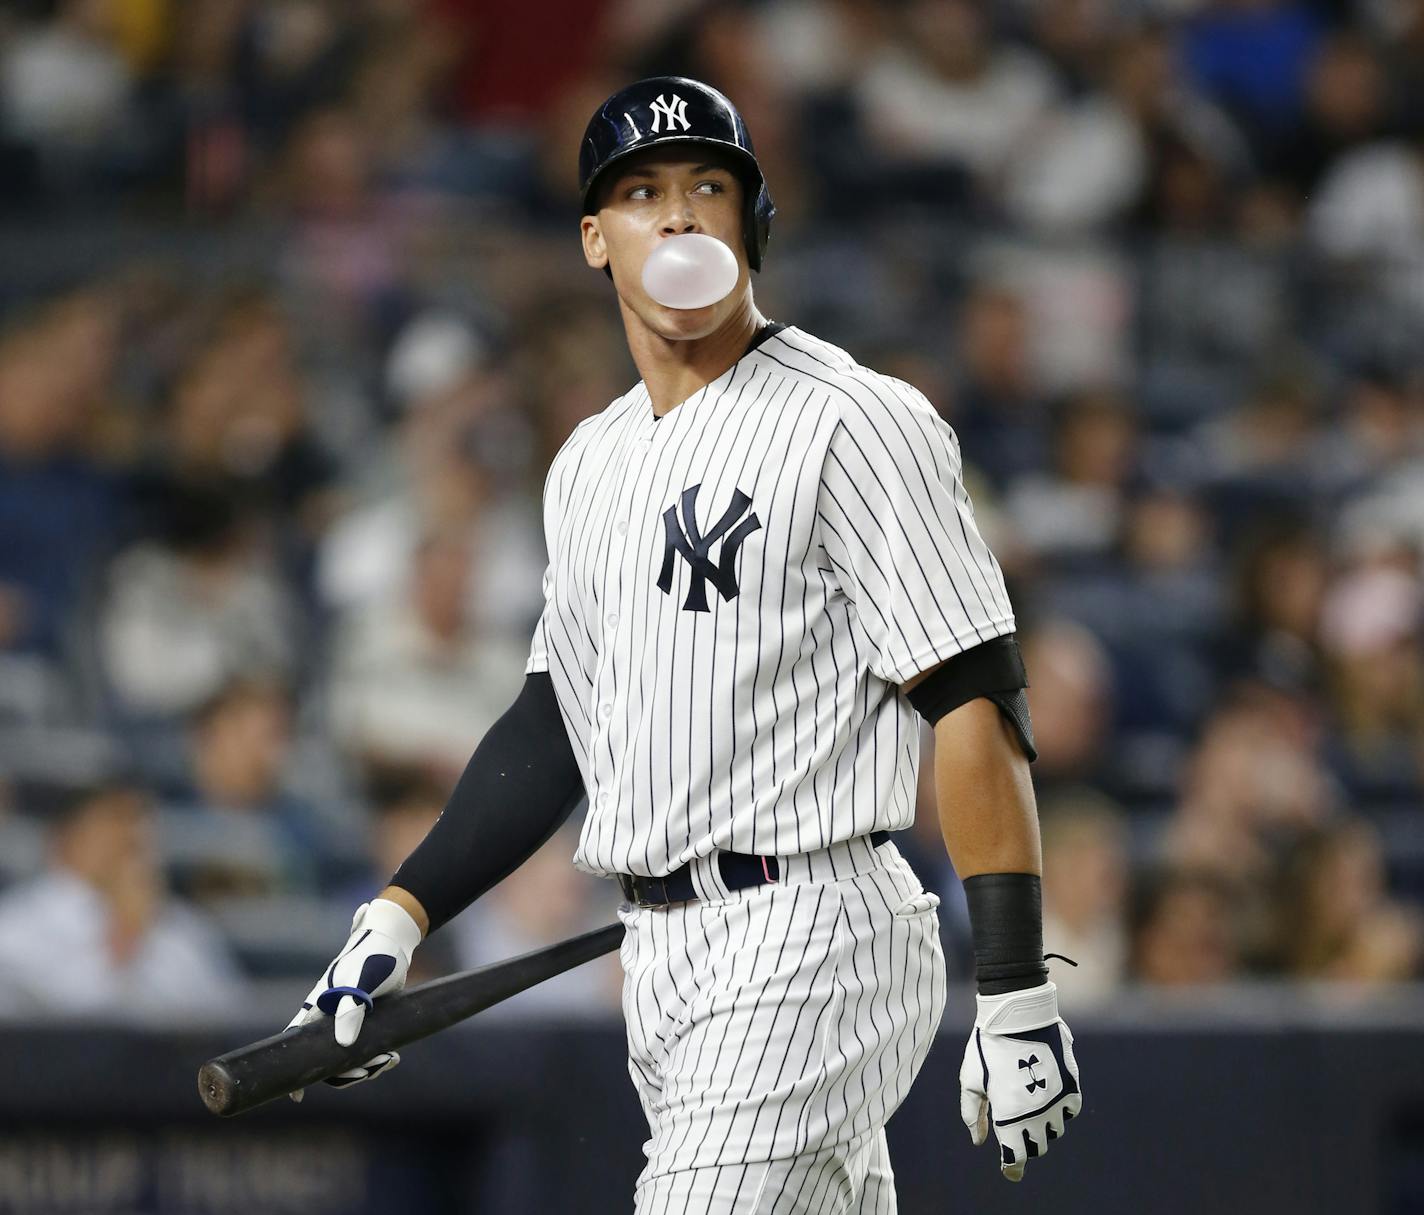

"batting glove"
[959,980,1082,1181]
[284,898,423,1102]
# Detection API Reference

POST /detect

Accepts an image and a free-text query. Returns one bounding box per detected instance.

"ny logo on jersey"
[657,483,761,612]
[648,93,690,134]
[1018,1055,1048,1093]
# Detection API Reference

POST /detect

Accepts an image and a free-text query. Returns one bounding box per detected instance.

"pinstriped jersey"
[526,325,1015,879]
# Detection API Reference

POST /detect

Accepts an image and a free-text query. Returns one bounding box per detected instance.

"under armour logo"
[648,93,690,134]
[1018,1055,1048,1093]
[657,484,761,612]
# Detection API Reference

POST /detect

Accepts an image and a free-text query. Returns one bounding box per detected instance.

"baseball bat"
[198,921,624,1117]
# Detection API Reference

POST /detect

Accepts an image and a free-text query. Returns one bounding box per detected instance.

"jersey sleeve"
[816,377,1015,685]
[526,440,571,678]
[525,563,552,675]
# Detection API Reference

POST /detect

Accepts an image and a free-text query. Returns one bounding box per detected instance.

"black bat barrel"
[199,921,624,1117]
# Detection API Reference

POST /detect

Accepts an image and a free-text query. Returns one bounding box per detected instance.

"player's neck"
[626,295,768,418]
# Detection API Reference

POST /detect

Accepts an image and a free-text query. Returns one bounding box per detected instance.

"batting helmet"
[578,76,776,272]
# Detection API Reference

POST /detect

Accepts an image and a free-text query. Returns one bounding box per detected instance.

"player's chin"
[647,300,722,340]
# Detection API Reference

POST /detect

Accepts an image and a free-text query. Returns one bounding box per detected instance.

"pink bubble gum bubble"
[641,234,739,310]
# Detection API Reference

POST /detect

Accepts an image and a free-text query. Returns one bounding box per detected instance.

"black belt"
[617,831,890,908]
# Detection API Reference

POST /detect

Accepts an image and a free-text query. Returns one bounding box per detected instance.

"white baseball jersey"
[525,324,1014,879]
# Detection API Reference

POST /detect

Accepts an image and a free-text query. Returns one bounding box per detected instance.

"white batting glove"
[958,980,1082,1181]
[284,898,423,1102]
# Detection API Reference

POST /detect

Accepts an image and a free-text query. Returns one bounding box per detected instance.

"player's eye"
[694,180,724,194]
[627,185,656,200]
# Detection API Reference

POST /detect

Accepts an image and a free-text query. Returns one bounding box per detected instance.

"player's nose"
[659,201,700,236]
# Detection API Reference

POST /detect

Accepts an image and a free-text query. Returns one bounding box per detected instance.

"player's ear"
[581,216,608,271]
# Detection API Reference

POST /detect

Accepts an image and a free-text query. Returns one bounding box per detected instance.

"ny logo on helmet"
[649,93,690,134]
[657,484,761,612]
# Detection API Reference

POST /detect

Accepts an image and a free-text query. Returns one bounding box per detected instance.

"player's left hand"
[283,898,422,1102]
[958,980,1082,1181]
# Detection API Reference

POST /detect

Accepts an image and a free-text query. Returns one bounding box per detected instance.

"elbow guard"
[904,634,1037,761]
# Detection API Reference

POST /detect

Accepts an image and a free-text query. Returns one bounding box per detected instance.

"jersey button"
[605,612,619,628]
[599,702,612,719]
[615,520,628,535]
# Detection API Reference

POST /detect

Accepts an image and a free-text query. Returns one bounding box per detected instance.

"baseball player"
[288,77,1084,1212]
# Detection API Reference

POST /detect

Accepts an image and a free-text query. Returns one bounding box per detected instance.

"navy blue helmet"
[578,76,776,271]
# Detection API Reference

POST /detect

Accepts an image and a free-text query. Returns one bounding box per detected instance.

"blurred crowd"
[0,0,1422,1023]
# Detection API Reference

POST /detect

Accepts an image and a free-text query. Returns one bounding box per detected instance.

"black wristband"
[962,872,1049,995]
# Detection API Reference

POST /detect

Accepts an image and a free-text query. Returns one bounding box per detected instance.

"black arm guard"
[904,634,1038,761]
[391,673,585,935]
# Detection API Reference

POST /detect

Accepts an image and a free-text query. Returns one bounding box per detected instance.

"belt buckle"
[619,873,667,908]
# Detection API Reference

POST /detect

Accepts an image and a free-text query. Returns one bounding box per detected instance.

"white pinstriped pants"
[618,838,947,1214]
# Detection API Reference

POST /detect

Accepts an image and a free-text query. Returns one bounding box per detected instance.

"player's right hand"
[284,897,424,1103]
[958,980,1082,1181]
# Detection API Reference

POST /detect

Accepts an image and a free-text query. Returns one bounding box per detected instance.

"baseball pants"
[618,836,947,1214]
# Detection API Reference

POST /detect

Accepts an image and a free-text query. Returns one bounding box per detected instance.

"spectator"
[0,781,247,1021]
[1129,867,1243,987]
[1307,130,1424,331]
[1039,790,1130,1008]
[317,314,544,641]
[753,0,890,95]
[345,17,461,193]
[1111,482,1224,738]
[159,678,356,901]
[1025,0,1118,97]
[1272,819,1424,983]
[275,106,426,351]
[1268,33,1393,198]
[854,0,1057,189]
[1004,388,1139,568]
[1003,24,1166,233]
[1120,484,1219,617]
[1318,564,1424,804]
[1224,519,1329,690]
[1019,618,1115,791]
[327,526,527,782]
[0,290,126,659]
[0,0,134,184]
[152,294,342,539]
[1330,364,1424,523]
[1333,385,1424,565]
[1165,681,1335,895]
[1138,130,1233,237]
[946,280,1049,488]
[1197,365,1327,496]
[98,483,300,718]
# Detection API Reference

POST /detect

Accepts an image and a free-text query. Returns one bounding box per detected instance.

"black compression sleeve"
[390,672,585,934]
